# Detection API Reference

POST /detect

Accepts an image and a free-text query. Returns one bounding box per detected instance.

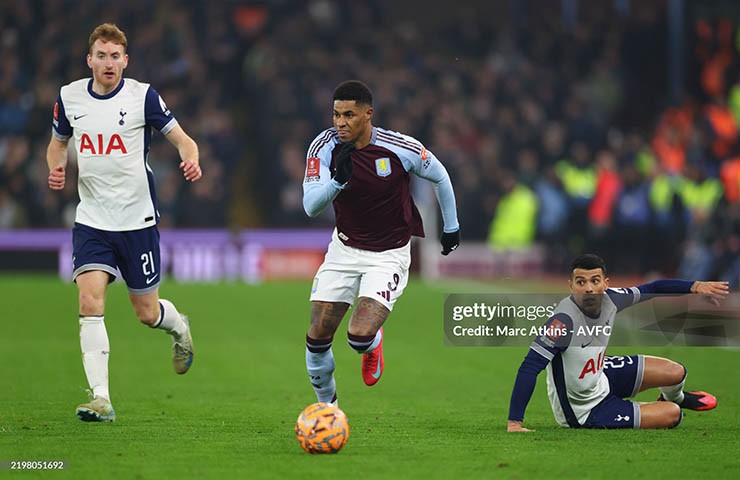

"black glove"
[333,142,355,185]
[441,230,460,255]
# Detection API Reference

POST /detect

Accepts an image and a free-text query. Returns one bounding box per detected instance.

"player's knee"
[667,403,683,428]
[78,291,104,316]
[668,361,686,385]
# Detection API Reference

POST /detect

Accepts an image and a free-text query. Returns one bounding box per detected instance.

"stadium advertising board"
[0,229,331,282]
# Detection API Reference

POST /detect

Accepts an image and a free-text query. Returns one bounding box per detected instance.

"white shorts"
[310,229,411,311]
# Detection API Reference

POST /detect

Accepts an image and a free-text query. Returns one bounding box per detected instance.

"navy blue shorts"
[72,223,161,294]
[583,355,645,429]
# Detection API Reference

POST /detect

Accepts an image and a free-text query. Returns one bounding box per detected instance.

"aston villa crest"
[375,158,391,177]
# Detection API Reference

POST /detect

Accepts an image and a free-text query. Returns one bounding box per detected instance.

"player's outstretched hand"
[441,230,460,255]
[48,166,65,190]
[507,420,534,433]
[333,142,355,185]
[180,160,202,182]
[692,281,730,306]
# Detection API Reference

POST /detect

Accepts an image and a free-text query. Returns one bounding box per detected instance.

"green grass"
[0,275,738,479]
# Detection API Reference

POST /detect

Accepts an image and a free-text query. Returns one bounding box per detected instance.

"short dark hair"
[570,254,606,275]
[333,80,373,106]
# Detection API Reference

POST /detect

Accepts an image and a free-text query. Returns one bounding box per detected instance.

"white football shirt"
[530,287,641,426]
[52,78,177,231]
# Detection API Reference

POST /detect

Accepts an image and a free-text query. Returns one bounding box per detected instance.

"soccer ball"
[295,402,350,454]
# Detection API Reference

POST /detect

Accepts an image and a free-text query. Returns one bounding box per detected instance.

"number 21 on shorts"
[141,251,155,275]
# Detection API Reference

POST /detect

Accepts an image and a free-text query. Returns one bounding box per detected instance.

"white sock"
[79,315,110,401]
[306,347,336,403]
[659,369,686,404]
[153,299,187,341]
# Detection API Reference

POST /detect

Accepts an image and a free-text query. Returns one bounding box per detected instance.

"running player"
[303,80,460,405]
[47,23,202,422]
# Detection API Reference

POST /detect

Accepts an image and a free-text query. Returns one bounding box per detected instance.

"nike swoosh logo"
[145,274,159,285]
[74,114,88,120]
[371,360,382,379]
[581,340,592,348]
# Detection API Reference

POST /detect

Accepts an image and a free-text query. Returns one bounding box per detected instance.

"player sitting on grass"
[508,254,728,431]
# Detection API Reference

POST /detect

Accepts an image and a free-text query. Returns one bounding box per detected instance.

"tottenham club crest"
[375,158,391,177]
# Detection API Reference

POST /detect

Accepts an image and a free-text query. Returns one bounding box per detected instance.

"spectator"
[488,170,538,252]
[2,0,736,281]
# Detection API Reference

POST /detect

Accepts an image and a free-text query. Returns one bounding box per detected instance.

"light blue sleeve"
[404,149,459,233]
[303,179,345,217]
[302,131,343,217]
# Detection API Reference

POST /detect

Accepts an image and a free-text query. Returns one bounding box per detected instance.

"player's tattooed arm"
[349,297,390,336]
[309,301,350,337]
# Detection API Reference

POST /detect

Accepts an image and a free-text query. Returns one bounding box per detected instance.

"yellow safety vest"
[488,184,539,251]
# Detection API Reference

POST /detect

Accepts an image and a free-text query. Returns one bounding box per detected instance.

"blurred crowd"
[1,0,739,281]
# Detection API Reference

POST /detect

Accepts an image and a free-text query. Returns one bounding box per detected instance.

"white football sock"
[153,299,188,341]
[659,368,686,404]
[306,347,336,403]
[79,315,110,401]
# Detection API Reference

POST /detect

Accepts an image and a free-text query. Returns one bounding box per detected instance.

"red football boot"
[658,391,717,411]
[361,328,384,386]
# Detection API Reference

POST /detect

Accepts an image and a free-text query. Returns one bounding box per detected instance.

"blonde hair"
[88,23,127,53]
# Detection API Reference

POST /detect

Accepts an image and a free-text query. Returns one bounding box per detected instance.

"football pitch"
[1,275,738,479]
